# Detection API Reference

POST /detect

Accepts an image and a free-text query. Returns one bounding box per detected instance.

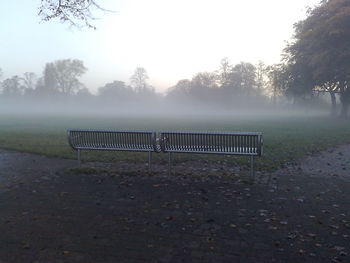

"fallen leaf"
[22,243,30,249]
[333,246,345,251]
[307,233,317,238]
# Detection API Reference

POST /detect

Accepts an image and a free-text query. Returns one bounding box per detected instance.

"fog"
[0,58,336,121]
[0,90,333,121]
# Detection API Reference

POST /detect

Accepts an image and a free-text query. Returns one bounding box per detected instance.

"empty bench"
[159,131,263,176]
[67,129,263,176]
[67,130,160,169]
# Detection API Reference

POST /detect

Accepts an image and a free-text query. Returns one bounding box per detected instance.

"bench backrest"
[67,130,160,152]
[159,131,263,156]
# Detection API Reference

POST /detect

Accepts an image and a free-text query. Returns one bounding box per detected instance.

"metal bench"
[67,129,263,176]
[67,130,160,169]
[159,131,263,176]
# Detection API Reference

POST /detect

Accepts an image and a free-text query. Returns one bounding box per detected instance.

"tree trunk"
[340,101,349,118]
[329,91,337,116]
[339,83,350,118]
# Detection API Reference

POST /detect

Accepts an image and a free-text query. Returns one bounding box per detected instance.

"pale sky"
[0,0,320,93]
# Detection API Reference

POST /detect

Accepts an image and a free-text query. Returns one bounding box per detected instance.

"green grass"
[1,113,350,171]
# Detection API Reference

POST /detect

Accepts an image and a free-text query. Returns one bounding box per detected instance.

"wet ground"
[0,147,349,263]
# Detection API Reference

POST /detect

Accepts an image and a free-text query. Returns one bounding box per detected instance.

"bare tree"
[21,72,37,90]
[130,67,149,93]
[255,61,267,95]
[38,0,109,29]
[217,57,232,87]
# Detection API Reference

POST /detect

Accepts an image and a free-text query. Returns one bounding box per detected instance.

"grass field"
[1,112,350,171]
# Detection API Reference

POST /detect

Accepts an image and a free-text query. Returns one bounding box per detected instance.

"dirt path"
[0,150,76,194]
[0,147,349,263]
[299,144,350,181]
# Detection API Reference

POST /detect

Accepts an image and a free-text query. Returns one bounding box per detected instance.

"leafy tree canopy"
[284,0,350,116]
[287,0,350,83]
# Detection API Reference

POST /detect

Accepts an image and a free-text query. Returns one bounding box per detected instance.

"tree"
[217,57,233,87]
[98,80,134,102]
[38,0,108,29]
[255,61,267,96]
[166,79,191,99]
[0,67,3,91]
[280,62,314,102]
[1,76,23,97]
[191,72,217,90]
[130,67,150,93]
[264,64,288,105]
[76,87,94,102]
[228,62,257,97]
[284,0,350,117]
[42,62,58,96]
[40,59,87,96]
[188,72,218,104]
[314,82,339,116]
[21,72,38,96]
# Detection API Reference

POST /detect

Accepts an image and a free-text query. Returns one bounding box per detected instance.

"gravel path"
[0,146,349,263]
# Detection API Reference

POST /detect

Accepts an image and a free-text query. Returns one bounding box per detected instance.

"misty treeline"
[0,58,326,114]
[2,0,349,116]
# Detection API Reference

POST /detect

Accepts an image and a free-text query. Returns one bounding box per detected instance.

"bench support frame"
[78,149,81,167]
[148,151,152,171]
[250,155,255,180]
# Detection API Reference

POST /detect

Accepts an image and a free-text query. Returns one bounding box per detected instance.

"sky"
[0,0,321,93]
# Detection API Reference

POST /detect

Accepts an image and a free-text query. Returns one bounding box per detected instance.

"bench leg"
[168,152,172,176]
[77,149,81,167]
[148,151,152,172]
[250,155,255,181]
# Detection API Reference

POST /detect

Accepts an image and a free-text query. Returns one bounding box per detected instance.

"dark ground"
[0,148,349,263]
